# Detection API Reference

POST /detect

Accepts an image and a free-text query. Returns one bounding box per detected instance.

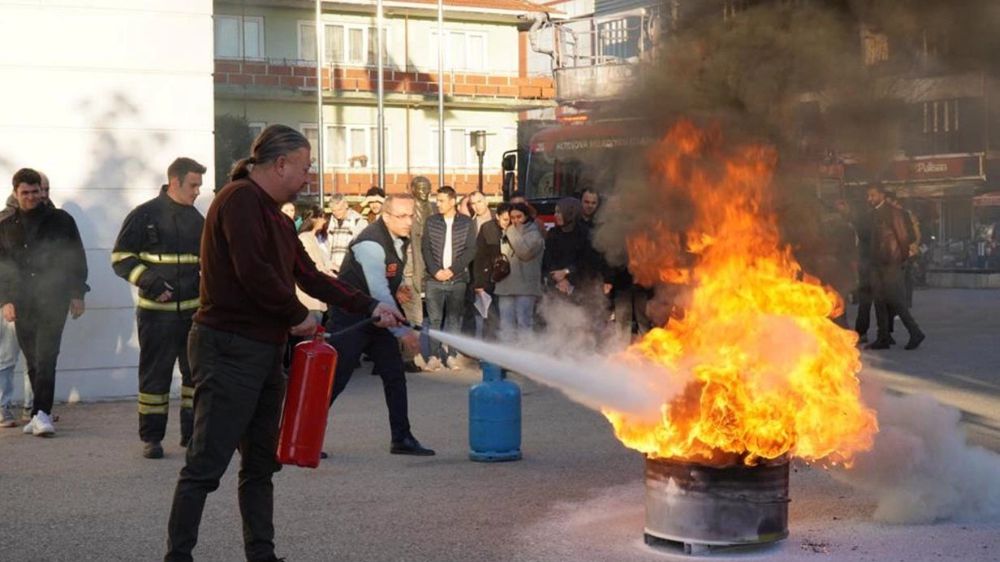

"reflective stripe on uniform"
[138,392,169,405]
[138,392,169,415]
[137,297,200,311]
[128,264,148,284]
[181,385,195,409]
[138,403,169,415]
[111,252,138,263]
[139,252,199,265]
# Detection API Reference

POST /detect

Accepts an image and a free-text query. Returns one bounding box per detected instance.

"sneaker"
[142,441,164,459]
[424,356,443,372]
[31,411,55,437]
[444,356,462,371]
[1,408,16,428]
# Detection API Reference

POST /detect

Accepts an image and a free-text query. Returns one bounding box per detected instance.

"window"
[905,98,986,156]
[322,125,389,168]
[429,128,488,167]
[862,27,889,66]
[430,31,488,72]
[248,122,266,140]
[301,124,319,171]
[215,15,264,59]
[299,22,387,66]
[598,17,641,61]
[924,99,959,135]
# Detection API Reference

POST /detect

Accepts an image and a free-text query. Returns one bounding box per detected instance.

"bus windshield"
[523,124,653,203]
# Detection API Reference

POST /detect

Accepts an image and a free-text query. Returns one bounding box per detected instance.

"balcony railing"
[214,58,555,101]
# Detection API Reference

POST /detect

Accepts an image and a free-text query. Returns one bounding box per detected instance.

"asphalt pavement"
[1,288,998,561]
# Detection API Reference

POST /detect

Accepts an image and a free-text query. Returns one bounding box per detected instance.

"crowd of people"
[0,122,928,561]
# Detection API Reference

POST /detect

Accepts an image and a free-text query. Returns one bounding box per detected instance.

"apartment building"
[213,0,557,196]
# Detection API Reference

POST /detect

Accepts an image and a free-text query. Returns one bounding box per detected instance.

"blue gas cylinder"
[469,362,522,462]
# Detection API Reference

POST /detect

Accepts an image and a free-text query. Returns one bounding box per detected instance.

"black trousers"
[15,297,69,416]
[165,324,285,562]
[425,279,467,360]
[854,264,873,337]
[326,309,411,442]
[137,311,194,443]
[871,264,922,342]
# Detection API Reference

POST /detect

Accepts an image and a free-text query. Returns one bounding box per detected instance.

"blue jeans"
[498,295,537,342]
[0,317,18,410]
[425,279,467,359]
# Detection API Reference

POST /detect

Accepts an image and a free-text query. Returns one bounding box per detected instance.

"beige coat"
[297,231,333,311]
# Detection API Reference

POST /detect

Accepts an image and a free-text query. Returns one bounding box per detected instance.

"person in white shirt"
[421,186,477,370]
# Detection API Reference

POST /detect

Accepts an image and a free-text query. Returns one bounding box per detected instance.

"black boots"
[143,441,164,459]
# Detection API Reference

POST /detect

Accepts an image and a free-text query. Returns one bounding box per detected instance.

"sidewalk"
[1,289,998,561]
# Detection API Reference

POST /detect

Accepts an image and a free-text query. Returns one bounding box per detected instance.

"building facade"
[821,29,1000,270]
[214,0,557,196]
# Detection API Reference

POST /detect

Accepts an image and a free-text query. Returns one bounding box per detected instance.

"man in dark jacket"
[865,184,924,350]
[0,168,88,437]
[326,194,434,456]
[112,157,206,459]
[421,186,477,369]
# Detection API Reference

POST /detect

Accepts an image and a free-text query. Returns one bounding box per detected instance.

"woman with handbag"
[494,203,545,342]
[472,203,511,340]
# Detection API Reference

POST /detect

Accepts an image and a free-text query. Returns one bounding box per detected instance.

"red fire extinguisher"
[277,327,338,468]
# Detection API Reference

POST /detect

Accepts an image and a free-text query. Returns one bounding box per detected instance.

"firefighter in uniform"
[326,193,435,456]
[112,157,206,459]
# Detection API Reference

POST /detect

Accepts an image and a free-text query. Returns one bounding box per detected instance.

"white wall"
[0,0,215,402]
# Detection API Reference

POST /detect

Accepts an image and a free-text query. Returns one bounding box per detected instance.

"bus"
[502,118,655,224]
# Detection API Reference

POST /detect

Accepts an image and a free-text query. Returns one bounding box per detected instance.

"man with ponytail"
[164,125,403,562]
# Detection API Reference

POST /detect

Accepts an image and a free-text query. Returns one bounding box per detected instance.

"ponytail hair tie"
[247,156,257,164]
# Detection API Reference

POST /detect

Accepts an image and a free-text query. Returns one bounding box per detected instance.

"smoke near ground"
[832,390,1000,524]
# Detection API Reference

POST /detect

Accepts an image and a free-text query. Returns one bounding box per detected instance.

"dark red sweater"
[194,178,375,343]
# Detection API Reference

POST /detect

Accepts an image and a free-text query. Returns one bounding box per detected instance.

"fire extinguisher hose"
[323,316,424,339]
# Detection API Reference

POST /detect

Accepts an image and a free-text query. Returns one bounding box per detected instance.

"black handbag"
[490,252,511,283]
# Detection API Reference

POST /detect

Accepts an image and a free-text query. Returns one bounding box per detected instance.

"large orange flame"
[605,120,877,467]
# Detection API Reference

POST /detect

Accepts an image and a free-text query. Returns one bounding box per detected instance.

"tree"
[214,114,254,191]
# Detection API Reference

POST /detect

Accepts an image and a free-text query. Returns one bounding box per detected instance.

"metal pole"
[376,0,386,191]
[477,153,483,193]
[437,0,445,187]
[315,0,326,205]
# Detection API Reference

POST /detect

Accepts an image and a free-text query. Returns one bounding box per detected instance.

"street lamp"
[471,129,487,193]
